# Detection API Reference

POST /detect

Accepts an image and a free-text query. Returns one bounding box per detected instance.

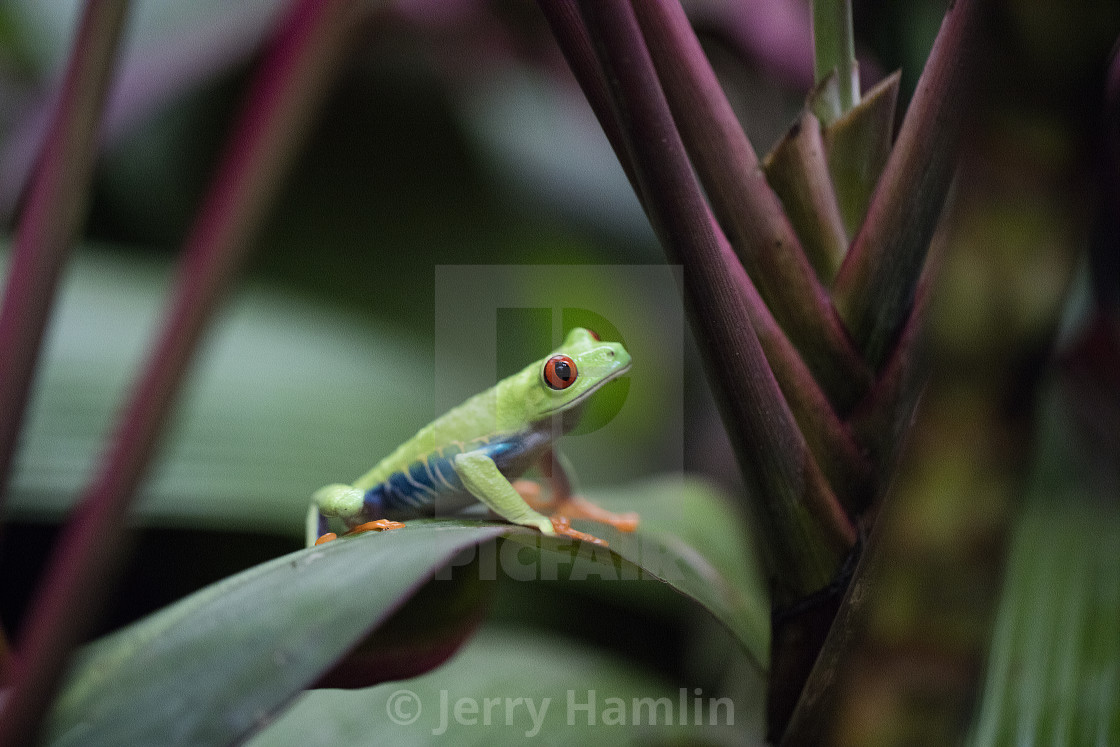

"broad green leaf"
[3,247,428,534]
[577,478,770,664]
[248,626,763,746]
[969,395,1120,745]
[3,248,679,535]
[45,477,769,744]
[44,523,507,746]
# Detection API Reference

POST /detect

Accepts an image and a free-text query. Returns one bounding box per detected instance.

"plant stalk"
[832,0,981,369]
[0,0,130,513]
[811,0,859,119]
[633,0,872,411]
[0,1,358,741]
[577,0,855,602]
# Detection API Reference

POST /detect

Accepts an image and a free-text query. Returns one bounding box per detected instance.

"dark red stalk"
[541,1,870,507]
[832,0,981,368]
[0,5,283,222]
[0,1,358,741]
[718,229,874,509]
[764,110,850,282]
[632,0,872,410]
[0,0,130,512]
[536,0,639,192]
[577,0,855,602]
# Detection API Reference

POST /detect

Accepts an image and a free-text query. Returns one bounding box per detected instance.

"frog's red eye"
[543,355,578,390]
[587,329,600,341]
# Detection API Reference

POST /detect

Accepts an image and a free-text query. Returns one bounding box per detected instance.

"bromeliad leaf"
[45,525,507,746]
[248,626,760,745]
[45,477,768,745]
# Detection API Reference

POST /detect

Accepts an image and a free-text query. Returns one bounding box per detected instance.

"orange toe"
[549,516,609,547]
[348,519,406,535]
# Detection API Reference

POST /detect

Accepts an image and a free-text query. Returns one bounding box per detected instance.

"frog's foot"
[549,516,608,547]
[346,519,406,536]
[314,520,405,545]
[532,494,639,533]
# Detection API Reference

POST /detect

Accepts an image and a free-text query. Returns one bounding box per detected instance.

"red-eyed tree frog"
[307,328,639,547]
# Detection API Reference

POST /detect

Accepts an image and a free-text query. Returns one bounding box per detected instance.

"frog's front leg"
[525,449,640,533]
[453,451,607,546]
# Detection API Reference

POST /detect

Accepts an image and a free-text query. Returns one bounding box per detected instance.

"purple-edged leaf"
[632,0,872,410]
[312,539,495,689]
[718,233,873,510]
[763,110,849,283]
[832,0,980,368]
[44,524,507,746]
[848,277,933,504]
[252,625,760,744]
[577,0,855,601]
[823,71,901,239]
[45,477,771,744]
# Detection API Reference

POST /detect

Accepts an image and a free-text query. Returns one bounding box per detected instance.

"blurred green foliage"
[1,0,1118,743]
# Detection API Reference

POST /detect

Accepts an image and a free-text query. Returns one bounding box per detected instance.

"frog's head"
[515,328,631,424]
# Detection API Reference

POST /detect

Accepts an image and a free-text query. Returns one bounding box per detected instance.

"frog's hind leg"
[308,484,405,545]
[526,449,640,533]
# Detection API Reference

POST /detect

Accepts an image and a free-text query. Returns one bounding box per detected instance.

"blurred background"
[1,0,1118,741]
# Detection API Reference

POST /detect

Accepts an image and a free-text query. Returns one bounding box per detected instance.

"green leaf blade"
[249,626,761,745]
[45,478,769,744]
[45,524,506,746]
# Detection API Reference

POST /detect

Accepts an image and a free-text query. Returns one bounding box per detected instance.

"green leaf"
[822,71,901,239]
[968,394,1120,745]
[577,478,770,665]
[247,626,762,745]
[44,477,769,744]
[832,0,980,368]
[763,110,848,283]
[44,523,507,746]
[3,247,428,535]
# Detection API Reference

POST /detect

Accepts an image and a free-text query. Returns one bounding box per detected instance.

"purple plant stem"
[540,1,871,508]
[716,219,874,511]
[577,0,855,602]
[763,110,849,282]
[536,0,639,192]
[0,3,284,222]
[0,0,130,513]
[0,0,358,741]
[633,0,873,411]
[832,0,981,368]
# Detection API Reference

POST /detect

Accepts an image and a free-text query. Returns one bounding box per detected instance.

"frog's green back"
[350,329,630,490]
